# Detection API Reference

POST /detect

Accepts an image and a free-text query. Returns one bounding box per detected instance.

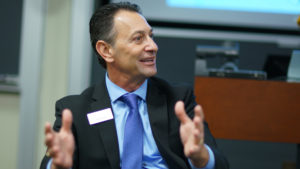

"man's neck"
[107,71,146,92]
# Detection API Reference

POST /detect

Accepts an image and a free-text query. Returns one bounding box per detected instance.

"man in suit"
[41,2,229,169]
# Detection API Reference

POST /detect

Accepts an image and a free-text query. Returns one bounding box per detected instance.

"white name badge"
[87,108,113,125]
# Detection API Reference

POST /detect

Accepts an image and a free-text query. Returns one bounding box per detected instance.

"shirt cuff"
[188,144,215,169]
[46,158,72,169]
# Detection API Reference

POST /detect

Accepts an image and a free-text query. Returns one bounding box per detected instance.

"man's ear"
[95,40,114,63]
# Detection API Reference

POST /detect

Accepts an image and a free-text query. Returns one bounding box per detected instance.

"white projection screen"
[111,0,300,31]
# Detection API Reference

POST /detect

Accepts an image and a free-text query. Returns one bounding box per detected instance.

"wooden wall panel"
[194,77,300,143]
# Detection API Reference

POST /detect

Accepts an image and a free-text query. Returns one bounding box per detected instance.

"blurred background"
[0,0,299,169]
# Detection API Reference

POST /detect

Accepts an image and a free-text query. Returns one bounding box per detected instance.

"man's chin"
[144,69,157,78]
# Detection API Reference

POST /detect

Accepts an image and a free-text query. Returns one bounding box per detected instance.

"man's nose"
[145,37,158,52]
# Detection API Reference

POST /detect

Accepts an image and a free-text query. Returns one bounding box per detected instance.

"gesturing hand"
[175,101,209,168]
[44,109,75,169]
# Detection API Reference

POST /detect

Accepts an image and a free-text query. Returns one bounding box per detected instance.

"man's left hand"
[175,101,209,168]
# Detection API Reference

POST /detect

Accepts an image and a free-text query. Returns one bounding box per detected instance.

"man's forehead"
[113,10,150,31]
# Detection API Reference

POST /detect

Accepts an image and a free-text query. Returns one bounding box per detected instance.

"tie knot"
[120,93,138,109]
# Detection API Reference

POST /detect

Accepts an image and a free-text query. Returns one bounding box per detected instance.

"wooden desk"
[194,77,300,143]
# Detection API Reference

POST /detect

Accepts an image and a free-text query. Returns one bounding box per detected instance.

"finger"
[45,131,54,146]
[193,115,202,131]
[50,145,59,157]
[44,122,55,147]
[194,105,204,121]
[61,109,73,132]
[44,122,53,134]
[193,115,205,145]
[193,120,204,144]
[175,101,191,124]
[193,128,201,140]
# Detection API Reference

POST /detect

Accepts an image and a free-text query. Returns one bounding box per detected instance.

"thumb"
[61,109,73,132]
[175,101,190,124]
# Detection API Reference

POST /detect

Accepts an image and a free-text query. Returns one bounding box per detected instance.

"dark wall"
[154,36,293,84]
[0,0,23,75]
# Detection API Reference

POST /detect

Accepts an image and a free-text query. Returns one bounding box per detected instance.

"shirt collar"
[105,73,148,103]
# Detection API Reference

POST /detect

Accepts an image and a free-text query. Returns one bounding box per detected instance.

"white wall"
[35,1,72,168]
[13,0,94,169]
[0,93,20,169]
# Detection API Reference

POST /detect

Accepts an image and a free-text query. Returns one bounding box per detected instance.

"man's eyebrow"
[132,28,154,36]
[133,30,145,35]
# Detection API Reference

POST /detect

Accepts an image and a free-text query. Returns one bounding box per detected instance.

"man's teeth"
[142,59,153,62]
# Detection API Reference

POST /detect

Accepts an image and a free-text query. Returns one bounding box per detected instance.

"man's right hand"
[44,109,75,169]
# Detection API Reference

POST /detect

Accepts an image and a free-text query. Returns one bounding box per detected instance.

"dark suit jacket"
[40,77,229,169]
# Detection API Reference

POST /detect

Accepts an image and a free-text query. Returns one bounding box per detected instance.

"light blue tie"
[121,93,143,169]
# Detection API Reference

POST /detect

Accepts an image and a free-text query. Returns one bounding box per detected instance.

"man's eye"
[134,35,143,42]
[134,36,142,41]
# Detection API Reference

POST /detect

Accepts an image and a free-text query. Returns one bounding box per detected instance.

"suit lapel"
[90,80,120,169]
[146,78,189,169]
[146,79,169,149]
